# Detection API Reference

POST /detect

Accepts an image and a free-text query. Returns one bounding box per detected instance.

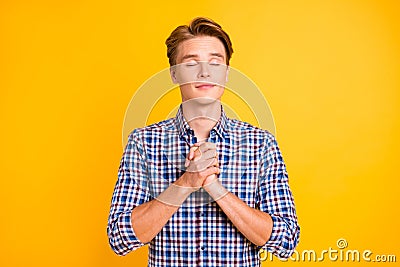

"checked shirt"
[107,105,300,266]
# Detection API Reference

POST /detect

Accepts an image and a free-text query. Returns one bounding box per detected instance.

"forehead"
[177,36,226,58]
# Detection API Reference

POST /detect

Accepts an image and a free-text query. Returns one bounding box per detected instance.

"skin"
[131,36,273,246]
[171,35,229,140]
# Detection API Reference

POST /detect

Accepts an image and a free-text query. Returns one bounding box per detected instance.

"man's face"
[171,36,229,102]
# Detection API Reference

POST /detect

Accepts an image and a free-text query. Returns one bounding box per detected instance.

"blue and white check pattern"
[108,105,300,266]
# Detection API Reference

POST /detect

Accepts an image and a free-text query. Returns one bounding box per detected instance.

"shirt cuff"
[117,211,145,253]
[260,214,299,259]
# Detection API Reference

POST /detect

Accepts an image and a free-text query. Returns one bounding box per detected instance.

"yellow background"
[1,0,399,266]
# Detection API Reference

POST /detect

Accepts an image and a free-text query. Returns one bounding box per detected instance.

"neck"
[182,98,221,142]
[189,118,217,142]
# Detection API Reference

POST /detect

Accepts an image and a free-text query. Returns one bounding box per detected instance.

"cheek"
[216,87,225,96]
[210,66,228,86]
[179,84,194,96]
[175,68,198,84]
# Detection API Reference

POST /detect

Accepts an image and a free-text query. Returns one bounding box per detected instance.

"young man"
[108,17,300,266]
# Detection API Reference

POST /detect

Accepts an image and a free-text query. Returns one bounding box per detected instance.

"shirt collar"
[174,104,229,140]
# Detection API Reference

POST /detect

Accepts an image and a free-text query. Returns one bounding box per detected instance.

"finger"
[192,149,202,161]
[201,158,217,169]
[209,157,219,167]
[200,142,216,152]
[199,142,216,153]
[201,166,220,177]
[186,155,214,172]
[186,161,202,172]
[189,148,194,160]
[201,149,217,160]
[188,145,199,160]
[194,157,215,172]
[207,174,217,180]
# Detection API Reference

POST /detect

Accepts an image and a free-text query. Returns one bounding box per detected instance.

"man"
[108,17,300,266]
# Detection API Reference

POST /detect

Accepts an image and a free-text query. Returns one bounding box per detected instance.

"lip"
[194,83,215,89]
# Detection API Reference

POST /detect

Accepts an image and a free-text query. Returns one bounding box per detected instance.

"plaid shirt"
[108,105,300,266]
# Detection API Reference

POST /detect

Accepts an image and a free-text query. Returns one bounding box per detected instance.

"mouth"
[194,83,216,90]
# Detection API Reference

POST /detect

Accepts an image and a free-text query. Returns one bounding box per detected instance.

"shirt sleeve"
[107,129,150,256]
[256,134,300,259]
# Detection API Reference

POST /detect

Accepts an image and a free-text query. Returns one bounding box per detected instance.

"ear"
[170,66,178,84]
[225,65,230,83]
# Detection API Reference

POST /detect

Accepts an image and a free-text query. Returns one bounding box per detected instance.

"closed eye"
[185,62,198,67]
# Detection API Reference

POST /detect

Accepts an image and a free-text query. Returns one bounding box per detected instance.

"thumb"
[189,145,199,160]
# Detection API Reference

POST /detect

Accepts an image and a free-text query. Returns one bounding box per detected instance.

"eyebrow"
[210,52,224,59]
[181,52,225,61]
[181,54,198,61]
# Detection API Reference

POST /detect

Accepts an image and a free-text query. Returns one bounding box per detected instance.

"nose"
[197,62,210,78]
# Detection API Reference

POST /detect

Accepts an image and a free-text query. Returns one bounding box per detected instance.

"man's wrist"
[175,173,203,189]
[203,179,229,201]
[155,183,198,207]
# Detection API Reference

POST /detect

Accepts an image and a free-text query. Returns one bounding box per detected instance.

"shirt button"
[200,246,205,251]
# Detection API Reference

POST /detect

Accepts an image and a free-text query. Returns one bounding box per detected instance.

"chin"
[184,94,222,102]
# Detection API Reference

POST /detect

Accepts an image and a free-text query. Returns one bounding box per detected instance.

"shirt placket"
[195,204,208,267]
[197,130,218,266]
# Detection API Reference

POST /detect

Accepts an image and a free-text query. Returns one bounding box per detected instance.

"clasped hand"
[178,142,220,189]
